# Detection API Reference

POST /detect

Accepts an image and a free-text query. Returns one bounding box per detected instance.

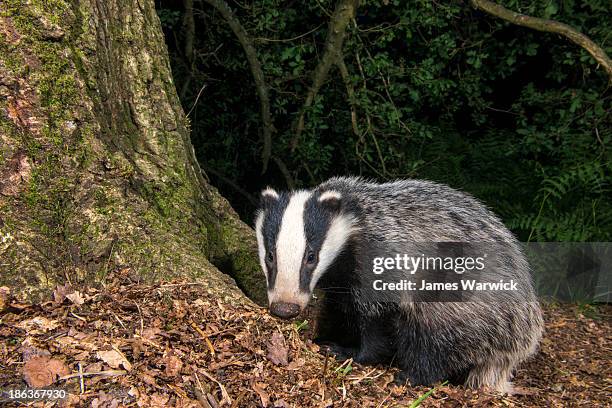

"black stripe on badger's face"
[256,188,357,312]
[255,189,290,289]
[300,192,338,291]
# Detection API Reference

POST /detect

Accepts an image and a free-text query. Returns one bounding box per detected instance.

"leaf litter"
[0,270,610,407]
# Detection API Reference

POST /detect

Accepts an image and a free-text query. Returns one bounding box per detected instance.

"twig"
[133,335,163,349]
[134,301,144,336]
[254,24,323,43]
[186,83,208,117]
[471,0,612,80]
[322,348,329,385]
[57,369,127,381]
[112,312,126,330]
[190,320,216,356]
[199,368,232,405]
[78,362,84,394]
[194,373,213,408]
[70,312,87,322]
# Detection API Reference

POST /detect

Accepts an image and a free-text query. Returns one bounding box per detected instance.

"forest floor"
[1,269,610,407]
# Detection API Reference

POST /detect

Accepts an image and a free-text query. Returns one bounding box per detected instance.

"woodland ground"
[0,270,610,407]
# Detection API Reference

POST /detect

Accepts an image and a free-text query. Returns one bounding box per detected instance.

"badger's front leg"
[319,319,393,365]
[351,313,396,365]
[313,289,360,360]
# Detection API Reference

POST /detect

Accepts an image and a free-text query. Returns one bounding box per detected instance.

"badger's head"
[255,187,357,319]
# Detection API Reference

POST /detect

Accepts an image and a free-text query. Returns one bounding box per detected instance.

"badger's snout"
[269,302,300,319]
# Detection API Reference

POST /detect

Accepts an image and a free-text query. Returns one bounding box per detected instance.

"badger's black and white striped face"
[255,187,357,319]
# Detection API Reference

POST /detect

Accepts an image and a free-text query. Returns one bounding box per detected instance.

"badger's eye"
[306,250,316,265]
[266,250,274,263]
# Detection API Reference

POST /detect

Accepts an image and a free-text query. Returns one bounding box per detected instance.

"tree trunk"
[0,0,266,304]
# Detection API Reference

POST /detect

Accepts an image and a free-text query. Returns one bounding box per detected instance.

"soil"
[1,270,610,407]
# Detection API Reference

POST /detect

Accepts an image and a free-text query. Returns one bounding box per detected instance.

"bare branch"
[336,55,359,136]
[200,0,275,172]
[471,0,612,80]
[290,0,359,152]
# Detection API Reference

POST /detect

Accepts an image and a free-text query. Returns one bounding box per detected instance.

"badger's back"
[319,176,518,242]
[318,177,534,291]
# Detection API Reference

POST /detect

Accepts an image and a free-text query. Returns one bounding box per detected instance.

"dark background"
[156,0,611,242]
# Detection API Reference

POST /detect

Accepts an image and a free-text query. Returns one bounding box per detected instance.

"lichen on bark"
[0,0,266,304]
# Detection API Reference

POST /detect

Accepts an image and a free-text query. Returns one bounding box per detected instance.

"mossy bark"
[0,0,266,304]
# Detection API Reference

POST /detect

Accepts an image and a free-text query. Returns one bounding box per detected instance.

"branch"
[183,0,195,65]
[200,0,275,173]
[471,0,612,80]
[290,0,359,152]
[336,54,359,136]
[179,0,195,100]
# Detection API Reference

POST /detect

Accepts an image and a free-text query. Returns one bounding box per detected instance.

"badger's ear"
[318,190,342,212]
[260,187,279,208]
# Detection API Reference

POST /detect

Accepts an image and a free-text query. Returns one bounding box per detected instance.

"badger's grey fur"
[255,177,543,393]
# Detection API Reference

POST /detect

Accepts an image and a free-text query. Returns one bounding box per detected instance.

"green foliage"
[158,0,611,241]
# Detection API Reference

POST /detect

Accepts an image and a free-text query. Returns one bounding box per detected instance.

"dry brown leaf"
[286,357,305,370]
[66,290,85,306]
[23,356,70,387]
[20,342,51,362]
[138,372,158,387]
[164,351,183,377]
[0,286,10,312]
[142,327,160,340]
[97,348,132,371]
[52,283,71,304]
[273,399,289,408]
[149,393,170,407]
[252,382,270,407]
[91,390,120,408]
[18,316,60,334]
[266,331,288,366]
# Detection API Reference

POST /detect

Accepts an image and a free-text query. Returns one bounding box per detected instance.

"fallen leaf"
[23,356,70,387]
[286,357,305,370]
[20,340,51,362]
[138,371,158,387]
[164,351,183,377]
[97,348,132,371]
[252,382,270,407]
[18,317,59,333]
[91,390,120,408]
[512,386,539,395]
[52,283,71,304]
[66,291,85,306]
[274,399,289,408]
[0,286,10,311]
[149,393,170,407]
[193,298,207,307]
[266,331,288,366]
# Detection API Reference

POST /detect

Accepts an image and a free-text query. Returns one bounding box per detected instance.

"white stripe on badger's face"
[254,210,268,286]
[269,190,312,307]
[310,213,357,292]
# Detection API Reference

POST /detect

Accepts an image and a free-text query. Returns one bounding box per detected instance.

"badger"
[255,176,543,393]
